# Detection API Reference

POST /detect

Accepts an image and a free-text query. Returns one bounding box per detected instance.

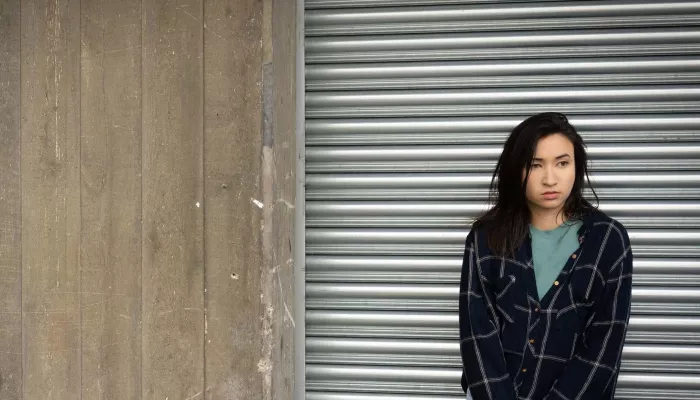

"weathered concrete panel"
[20,0,82,398]
[270,1,297,397]
[203,0,265,399]
[260,1,297,399]
[80,0,142,398]
[142,0,205,398]
[0,1,22,398]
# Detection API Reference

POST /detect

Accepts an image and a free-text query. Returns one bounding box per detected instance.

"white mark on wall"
[277,270,295,327]
[275,198,295,209]
[257,358,272,374]
[184,390,203,400]
[204,23,231,45]
[183,10,198,21]
[273,258,294,269]
[251,198,264,209]
[104,46,136,54]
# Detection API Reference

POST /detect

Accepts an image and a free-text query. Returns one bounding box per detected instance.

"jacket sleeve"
[544,222,634,400]
[459,229,517,400]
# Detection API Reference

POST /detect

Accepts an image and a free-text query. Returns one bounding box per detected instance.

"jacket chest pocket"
[493,274,517,324]
[567,266,602,317]
[552,282,595,360]
[552,307,582,361]
[491,274,528,355]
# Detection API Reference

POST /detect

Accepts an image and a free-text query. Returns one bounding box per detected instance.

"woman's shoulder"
[465,221,494,254]
[583,209,632,258]
[466,219,486,239]
[584,209,630,238]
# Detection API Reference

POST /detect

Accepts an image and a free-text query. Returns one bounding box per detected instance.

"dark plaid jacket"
[459,210,633,400]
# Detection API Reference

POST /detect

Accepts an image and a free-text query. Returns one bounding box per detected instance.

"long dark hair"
[474,112,598,257]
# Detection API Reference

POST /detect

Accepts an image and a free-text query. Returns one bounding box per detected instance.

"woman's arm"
[459,230,517,400]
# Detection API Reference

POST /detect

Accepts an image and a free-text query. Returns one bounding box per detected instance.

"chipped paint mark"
[104,46,136,54]
[195,202,200,208]
[251,198,264,209]
[257,358,271,374]
[184,390,203,400]
[273,258,293,269]
[204,24,231,45]
[275,198,295,209]
[277,270,295,327]
[178,6,200,23]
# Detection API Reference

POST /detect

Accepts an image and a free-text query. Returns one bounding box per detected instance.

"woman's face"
[523,133,576,215]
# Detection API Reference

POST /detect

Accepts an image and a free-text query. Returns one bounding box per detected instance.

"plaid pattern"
[459,210,633,400]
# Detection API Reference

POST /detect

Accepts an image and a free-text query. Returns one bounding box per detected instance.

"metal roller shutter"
[303,1,700,399]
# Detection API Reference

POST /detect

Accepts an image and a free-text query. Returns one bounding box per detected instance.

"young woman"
[459,112,633,400]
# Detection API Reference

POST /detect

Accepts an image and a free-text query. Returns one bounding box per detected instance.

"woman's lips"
[543,192,560,200]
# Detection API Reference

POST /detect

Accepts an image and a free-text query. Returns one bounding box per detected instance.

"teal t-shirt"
[529,220,583,299]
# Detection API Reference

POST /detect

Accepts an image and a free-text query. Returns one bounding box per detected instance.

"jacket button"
[522,368,528,373]
[572,254,577,259]
[534,307,539,312]
[529,339,535,344]
[554,281,560,286]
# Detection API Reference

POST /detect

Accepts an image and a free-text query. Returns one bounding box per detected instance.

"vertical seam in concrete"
[19,0,24,397]
[78,0,83,398]
[140,0,145,396]
[201,0,207,397]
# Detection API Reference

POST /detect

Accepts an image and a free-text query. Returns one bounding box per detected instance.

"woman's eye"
[558,161,570,167]
[531,164,542,169]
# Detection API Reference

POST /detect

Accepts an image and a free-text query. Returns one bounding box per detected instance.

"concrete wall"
[0,0,297,398]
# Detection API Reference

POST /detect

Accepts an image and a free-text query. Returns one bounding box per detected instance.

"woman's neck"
[530,208,567,231]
